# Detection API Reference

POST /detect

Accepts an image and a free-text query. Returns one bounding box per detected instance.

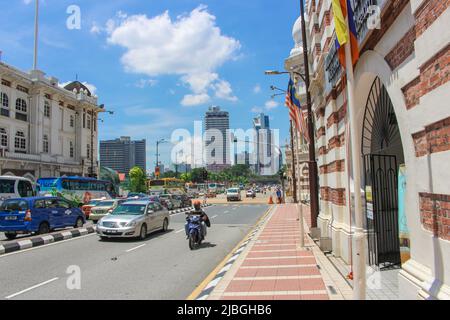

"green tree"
[129,166,147,193]
[180,172,192,183]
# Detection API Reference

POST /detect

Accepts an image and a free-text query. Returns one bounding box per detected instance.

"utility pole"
[33,0,39,70]
[289,120,298,203]
[299,0,320,230]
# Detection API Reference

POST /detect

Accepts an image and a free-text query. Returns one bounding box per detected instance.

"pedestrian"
[276,188,282,204]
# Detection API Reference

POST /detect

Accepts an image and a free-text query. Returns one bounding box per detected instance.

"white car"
[227,188,241,202]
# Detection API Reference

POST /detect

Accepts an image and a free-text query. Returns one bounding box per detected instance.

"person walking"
[276,188,282,204]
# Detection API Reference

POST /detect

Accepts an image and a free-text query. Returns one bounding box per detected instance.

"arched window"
[15,130,26,153]
[44,101,51,118]
[43,134,49,153]
[0,93,9,117]
[0,128,8,147]
[15,98,27,121]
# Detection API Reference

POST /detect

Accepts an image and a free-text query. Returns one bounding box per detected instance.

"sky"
[0,0,302,173]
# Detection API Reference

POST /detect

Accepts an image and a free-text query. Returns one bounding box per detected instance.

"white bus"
[0,176,36,203]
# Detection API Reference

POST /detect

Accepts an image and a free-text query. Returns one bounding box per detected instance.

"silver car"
[90,199,126,223]
[96,200,170,240]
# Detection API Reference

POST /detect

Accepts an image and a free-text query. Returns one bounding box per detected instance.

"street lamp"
[156,139,167,177]
[265,65,320,234]
[90,105,113,178]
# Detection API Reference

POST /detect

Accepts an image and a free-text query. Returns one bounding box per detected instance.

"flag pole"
[33,0,39,70]
[344,24,367,301]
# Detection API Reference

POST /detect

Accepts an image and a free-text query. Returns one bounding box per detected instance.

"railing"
[353,0,380,45]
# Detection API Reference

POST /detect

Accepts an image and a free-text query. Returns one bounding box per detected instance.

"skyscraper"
[204,106,230,172]
[253,113,273,175]
[99,136,146,175]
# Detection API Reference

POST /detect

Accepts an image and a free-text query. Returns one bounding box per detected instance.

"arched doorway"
[361,77,405,268]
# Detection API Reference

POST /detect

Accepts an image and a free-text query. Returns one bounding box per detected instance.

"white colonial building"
[0,62,103,181]
[285,0,450,300]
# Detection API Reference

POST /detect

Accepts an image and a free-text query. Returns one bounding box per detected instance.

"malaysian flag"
[285,79,309,143]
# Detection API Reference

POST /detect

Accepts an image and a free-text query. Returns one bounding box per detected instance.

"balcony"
[325,36,342,87]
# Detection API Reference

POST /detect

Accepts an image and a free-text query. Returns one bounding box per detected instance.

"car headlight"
[97,220,103,226]
[126,221,137,227]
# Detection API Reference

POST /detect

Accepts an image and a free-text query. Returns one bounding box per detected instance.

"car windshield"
[111,204,146,216]
[88,200,101,206]
[97,201,115,207]
[0,199,29,211]
[228,189,239,193]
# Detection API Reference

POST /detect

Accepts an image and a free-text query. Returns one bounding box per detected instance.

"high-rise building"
[253,113,273,175]
[204,106,230,172]
[99,136,146,175]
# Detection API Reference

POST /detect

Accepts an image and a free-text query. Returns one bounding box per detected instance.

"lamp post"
[90,106,113,178]
[156,138,167,177]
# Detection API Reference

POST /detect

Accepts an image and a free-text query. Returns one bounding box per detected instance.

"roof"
[63,81,92,97]
[123,200,154,205]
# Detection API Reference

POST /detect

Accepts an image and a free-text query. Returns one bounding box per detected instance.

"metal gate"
[361,77,402,268]
[363,154,401,267]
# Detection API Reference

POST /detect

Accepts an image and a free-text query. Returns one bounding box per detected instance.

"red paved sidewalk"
[209,204,338,300]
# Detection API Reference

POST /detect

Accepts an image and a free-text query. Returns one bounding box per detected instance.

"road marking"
[211,215,218,219]
[5,277,59,299]
[175,229,185,234]
[224,211,229,214]
[126,244,146,253]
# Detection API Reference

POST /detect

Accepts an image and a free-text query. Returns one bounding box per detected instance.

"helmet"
[193,200,201,210]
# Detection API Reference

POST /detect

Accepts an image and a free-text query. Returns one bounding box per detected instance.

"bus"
[37,176,115,206]
[0,176,36,204]
[147,178,185,195]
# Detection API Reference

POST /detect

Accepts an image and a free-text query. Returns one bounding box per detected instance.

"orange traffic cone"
[268,196,274,204]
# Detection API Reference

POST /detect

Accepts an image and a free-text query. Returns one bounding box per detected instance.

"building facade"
[99,136,146,175]
[0,62,103,181]
[204,106,231,172]
[285,0,450,299]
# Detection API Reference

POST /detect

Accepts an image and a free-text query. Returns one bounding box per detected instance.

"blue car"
[0,197,85,240]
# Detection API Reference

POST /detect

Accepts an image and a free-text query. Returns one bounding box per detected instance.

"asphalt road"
[0,204,269,300]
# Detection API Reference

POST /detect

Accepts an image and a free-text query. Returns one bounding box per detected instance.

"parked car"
[89,199,127,223]
[96,200,170,240]
[227,188,242,202]
[0,197,85,240]
[81,198,106,219]
[173,194,192,208]
[159,194,182,210]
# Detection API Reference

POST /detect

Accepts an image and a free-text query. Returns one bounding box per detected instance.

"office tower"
[204,106,230,172]
[99,136,146,175]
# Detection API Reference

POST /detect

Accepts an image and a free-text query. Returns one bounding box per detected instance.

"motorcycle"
[187,214,204,250]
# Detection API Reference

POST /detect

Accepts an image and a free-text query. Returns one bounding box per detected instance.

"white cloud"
[103,6,240,106]
[181,93,211,107]
[251,107,263,113]
[135,78,158,88]
[253,85,261,94]
[212,79,238,102]
[265,100,279,110]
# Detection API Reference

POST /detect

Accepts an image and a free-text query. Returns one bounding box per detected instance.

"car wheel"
[139,224,147,240]
[5,232,17,240]
[38,222,50,235]
[74,217,84,228]
[161,218,169,232]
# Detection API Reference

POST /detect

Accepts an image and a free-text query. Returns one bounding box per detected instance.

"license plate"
[5,216,17,221]
[105,229,119,234]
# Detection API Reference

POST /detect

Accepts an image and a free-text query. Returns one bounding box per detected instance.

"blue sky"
[0,0,302,172]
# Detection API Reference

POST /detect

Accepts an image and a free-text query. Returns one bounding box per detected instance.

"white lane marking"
[5,277,59,299]
[125,244,146,253]
[224,211,229,214]
[211,215,218,219]
[175,229,184,234]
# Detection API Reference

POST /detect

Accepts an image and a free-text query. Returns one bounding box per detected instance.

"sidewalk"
[204,204,353,300]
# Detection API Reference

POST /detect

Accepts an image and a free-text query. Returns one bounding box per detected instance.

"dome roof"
[64,81,92,96]
[292,16,303,46]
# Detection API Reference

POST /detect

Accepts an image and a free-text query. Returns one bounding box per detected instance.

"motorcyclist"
[185,201,210,240]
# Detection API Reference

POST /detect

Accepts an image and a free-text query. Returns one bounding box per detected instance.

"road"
[0,204,269,300]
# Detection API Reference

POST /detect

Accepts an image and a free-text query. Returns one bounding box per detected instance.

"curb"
[169,203,213,215]
[0,226,96,256]
[189,205,275,300]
